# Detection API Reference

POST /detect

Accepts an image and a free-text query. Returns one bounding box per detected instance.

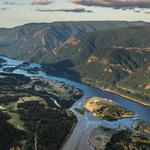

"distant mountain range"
[0,21,150,105]
[0,21,148,62]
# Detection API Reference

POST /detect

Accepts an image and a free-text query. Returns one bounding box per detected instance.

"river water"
[0,56,150,150]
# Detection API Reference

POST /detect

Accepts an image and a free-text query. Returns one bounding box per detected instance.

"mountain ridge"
[0,21,149,62]
[0,21,150,105]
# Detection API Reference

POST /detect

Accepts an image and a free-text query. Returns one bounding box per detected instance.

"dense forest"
[0,111,25,150]
[18,101,76,150]
[0,73,78,150]
[0,21,150,105]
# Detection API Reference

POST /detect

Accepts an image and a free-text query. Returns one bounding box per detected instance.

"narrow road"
[34,132,38,150]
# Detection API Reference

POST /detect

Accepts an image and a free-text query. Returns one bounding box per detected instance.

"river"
[0,56,150,150]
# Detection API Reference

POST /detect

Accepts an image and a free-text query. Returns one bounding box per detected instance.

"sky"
[0,0,150,27]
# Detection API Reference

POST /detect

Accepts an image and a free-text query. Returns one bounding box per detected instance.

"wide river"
[0,56,150,150]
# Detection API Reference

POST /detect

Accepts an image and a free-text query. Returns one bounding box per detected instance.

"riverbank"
[80,78,150,107]
[1,55,149,108]
[0,72,79,150]
[0,56,150,150]
[41,68,150,107]
[102,87,150,107]
[88,125,150,150]
[59,121,78,150]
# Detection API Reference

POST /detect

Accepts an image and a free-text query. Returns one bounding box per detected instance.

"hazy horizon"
[1,0,150,28]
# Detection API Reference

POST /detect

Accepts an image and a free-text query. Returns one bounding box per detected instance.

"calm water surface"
[0,56,150,150]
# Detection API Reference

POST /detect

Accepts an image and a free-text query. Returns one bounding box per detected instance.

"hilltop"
[0,21,150,105]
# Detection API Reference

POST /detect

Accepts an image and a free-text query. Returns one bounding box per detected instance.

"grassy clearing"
[7,112,25,130]
[1,102,25,130]
[1,96,48,130]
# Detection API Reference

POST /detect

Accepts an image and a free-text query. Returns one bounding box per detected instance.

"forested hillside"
[0,21,150,105]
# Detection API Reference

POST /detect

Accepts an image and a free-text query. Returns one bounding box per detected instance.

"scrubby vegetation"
[106,130,150,150]
[135,121,150,134]
[17,101,76,150]
[0,73,31,86]
[33,79,83,108]
[89,126,150,150]
[41,25,150,106]
[0,111,25,150]
[0,73,80,150]
[1,21,150,149]
[1,22,150,105]
[84,97,134,120]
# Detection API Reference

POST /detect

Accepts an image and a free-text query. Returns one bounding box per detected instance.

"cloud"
[36,8,93,13]
[3,2,19,5]
[0,7,8,11]
[31,0,51,5]
[71,0,150,9]
[144,11,150,14]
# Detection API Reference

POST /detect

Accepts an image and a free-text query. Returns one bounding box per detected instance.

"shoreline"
[100,87,150,107]
[1,54,149,107]
[1,56,150,150]
[44,71,150,108]
[80,78,150,107]
[59,119,78,150]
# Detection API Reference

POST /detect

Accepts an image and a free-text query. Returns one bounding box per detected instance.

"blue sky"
[0,0,150,27]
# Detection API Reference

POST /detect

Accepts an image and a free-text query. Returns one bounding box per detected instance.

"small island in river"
[84,97,134,120]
